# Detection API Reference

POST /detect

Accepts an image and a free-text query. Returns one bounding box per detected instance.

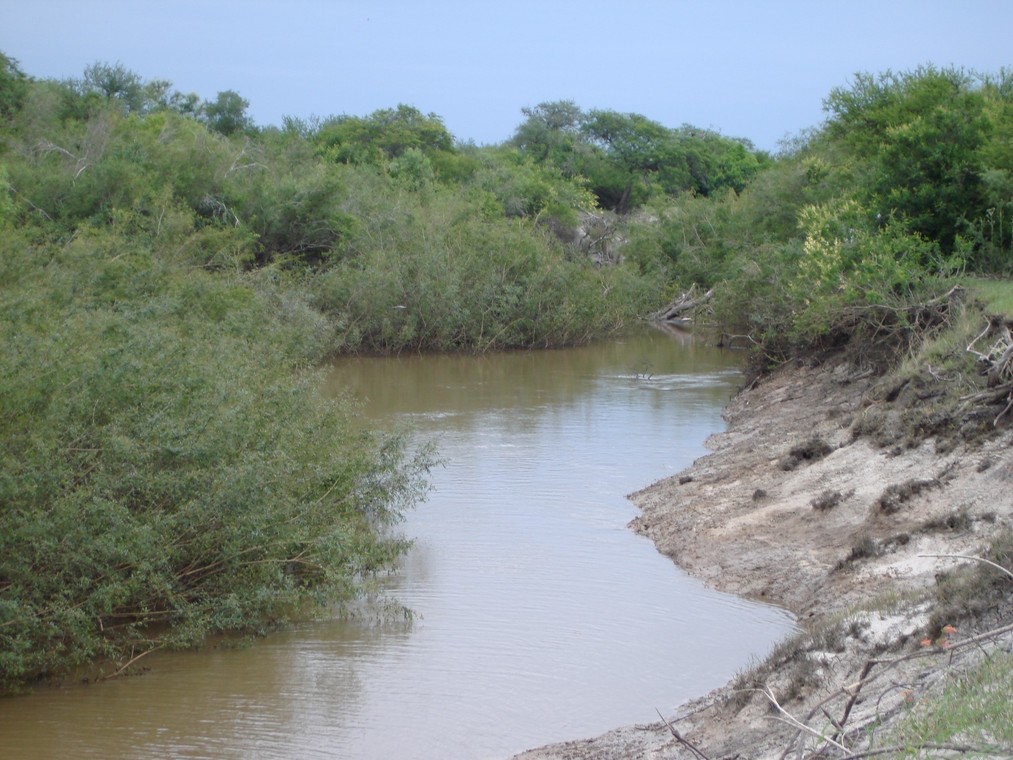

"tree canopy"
[510,100,768,211]
[314,104,455,165]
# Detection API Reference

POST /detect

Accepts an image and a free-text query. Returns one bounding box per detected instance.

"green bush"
[310,178,655,352]
[0,225,429,692]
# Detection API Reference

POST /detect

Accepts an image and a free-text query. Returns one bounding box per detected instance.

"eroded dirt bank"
[514,355,1012,759]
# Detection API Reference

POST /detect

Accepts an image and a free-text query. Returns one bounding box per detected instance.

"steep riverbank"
[515,351,1013,759]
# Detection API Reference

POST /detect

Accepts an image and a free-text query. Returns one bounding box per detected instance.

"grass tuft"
[878,651,1013,755]
[779,437,834,470]
[963,276,1013,318]
[811,489,854,512]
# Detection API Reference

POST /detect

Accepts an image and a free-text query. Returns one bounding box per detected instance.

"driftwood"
[652,287,714,323]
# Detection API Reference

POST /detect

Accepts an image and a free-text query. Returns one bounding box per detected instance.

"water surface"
[0,328,795,759]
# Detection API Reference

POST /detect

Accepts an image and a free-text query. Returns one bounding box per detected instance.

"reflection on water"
[0,327,795,760]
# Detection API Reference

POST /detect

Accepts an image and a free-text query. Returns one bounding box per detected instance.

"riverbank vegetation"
[618,67,1013,363]
[2,51,1011,694]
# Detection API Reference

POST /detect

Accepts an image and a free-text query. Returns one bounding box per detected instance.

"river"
[0,327,795,759]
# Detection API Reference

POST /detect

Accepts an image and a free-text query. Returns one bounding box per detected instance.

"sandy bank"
[514,356,1012,759]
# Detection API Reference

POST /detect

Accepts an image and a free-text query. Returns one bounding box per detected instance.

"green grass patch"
[962,276,1013,318]
[878,651,1013,756]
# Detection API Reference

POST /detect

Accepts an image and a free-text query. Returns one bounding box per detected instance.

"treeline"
[2,52,1011,691]
[0,58,672,356]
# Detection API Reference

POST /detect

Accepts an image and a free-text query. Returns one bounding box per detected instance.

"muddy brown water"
[0,328,795,760]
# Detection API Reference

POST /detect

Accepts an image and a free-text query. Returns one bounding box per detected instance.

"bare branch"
[655,708,712,760]
[759,686,849,753]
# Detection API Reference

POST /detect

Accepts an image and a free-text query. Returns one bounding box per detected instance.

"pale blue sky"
[2,0,1011,151]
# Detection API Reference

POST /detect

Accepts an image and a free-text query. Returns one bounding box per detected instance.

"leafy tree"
[678,127,767,195]
[979,69,1013,174]
[226,159,353,264]
[168,90,202,117]
[510,103,768,211]
[311,174,651,352]
[823,66,989,255]
[877,95,987,253]
[580,109,672,211]
[315,104,454,165]
[510,99,585,167]
[0,225,429,691]
[50,63,203,123]
[521,100,583,132]
[137,78,176,113]
[469,146,596,224]
[80,61,145,113]
[203,89,253,136]
[388,146,436,190]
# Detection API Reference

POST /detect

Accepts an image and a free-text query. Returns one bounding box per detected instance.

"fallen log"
[651,287,713,323]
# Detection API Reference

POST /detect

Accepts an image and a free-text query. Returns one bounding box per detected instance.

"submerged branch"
[99,644,164,681]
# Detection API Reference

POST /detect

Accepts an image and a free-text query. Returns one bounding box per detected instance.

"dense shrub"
[311,176,658,352]
[0,225,430,691]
